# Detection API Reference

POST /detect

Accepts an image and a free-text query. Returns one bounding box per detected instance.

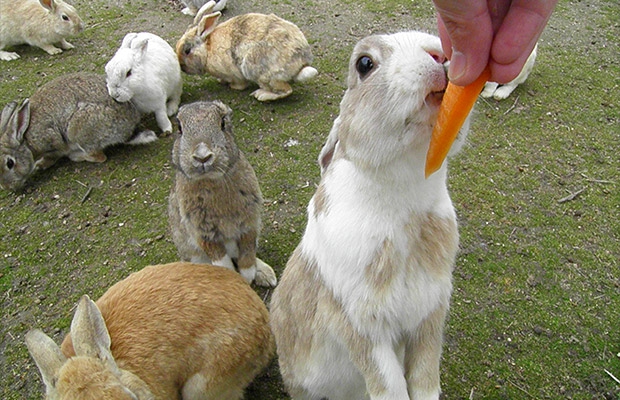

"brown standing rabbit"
[168,100,277,287]
[26,262,275,399]
[176,1,317,101]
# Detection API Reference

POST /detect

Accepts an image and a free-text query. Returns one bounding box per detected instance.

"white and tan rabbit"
[270,31,470,400]
[168,101,277,287]
[105,32,183,133]
[26,262,275,399]
[482,43,538,100]
[181,0,227,16]
[0,0,84,61]
[0,73,157,191]
[176,1,317,101]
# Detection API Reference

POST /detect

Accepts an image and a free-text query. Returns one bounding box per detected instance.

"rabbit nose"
[193,144,214,164]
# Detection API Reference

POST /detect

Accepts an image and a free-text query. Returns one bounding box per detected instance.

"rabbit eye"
[125,69,132,78]
[356,55,374,77]
[220,116,226,131]
[62,14,69,21]
[6,157,15,170]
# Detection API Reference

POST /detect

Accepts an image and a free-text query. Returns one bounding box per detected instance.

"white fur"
[482,43,538,100]
[271,31,467,400]
[105,32,183,133]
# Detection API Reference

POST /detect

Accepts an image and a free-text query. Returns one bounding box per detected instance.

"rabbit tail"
[294,66,318,83]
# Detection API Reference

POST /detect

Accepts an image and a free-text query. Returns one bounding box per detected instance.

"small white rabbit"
[181,0,227,16]
[270,31,468,400]
[105,32,183,133]
[26,262,275,399]
[482,43,538,100]
[0,0,84,61]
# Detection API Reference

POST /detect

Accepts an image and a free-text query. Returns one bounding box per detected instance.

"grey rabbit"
[168,100,277,287]
[0,73,156,191]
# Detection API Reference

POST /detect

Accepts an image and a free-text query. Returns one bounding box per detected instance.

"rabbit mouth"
[427,90,445,106]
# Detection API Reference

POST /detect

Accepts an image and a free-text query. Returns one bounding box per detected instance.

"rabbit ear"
[193,0,217,25]
[131,37,150,62]
[25,329,67,393]
[198,12,221,41]
[120,32,139,49]
[318,116,341,175]
[70,295,118,370]
[8,99,30,145]
[0,101,18,132]
[38,0,56,12]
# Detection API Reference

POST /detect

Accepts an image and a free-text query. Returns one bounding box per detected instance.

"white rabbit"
[270,31,469,400]
[181,0,227,16]
[482,43,538,100]
[105,32,183,133]
[26,262,275,399]
[0,0,84,61]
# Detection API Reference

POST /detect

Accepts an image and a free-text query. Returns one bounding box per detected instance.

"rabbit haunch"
[26,262,275,400]
[168,101,277,287]
[271,31,471,400]
[0,0,84,61]
[176,6,317,101]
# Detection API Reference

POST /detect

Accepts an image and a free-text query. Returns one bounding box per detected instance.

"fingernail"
[448,50,466,82]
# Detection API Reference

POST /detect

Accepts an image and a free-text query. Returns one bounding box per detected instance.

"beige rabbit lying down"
[26,262,275,400]
[0,0,84,61]
[271,31,469,400]
[176,1,317,101]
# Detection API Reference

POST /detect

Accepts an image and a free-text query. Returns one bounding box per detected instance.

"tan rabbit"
[26,262,275,400]
[0,0,84,61]
[270,31,469,400]
[176,1,317,101]
[168,101,277,287]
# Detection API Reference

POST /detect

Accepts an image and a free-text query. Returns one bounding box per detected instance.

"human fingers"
[490,0,558,83]
[433,0,494,86]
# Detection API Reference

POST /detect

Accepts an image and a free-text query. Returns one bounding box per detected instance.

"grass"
[1,0,618,399]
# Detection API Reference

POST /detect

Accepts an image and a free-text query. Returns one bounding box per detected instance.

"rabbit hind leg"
[251,80,293,102]
[69,149,107,163]
[0,50,20,61]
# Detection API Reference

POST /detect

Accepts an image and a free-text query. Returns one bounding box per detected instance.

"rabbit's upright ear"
[71,295,118,370]
[25,329,67,393]
[8,99,31,145]
[193,0,217,25]
[198,12,222,41]
[38,0,56,12]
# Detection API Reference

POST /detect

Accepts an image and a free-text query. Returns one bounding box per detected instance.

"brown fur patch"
[405,213,458,279]
[271,248,389,397]
[312,184,330,218]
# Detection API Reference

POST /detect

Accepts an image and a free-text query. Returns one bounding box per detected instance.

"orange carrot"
[425,66,491,178]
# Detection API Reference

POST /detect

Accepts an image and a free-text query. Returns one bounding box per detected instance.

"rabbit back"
[26,73,142,159]
[59,262,274,399]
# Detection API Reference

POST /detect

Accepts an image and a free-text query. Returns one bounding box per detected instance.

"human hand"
[433,0,557,86]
